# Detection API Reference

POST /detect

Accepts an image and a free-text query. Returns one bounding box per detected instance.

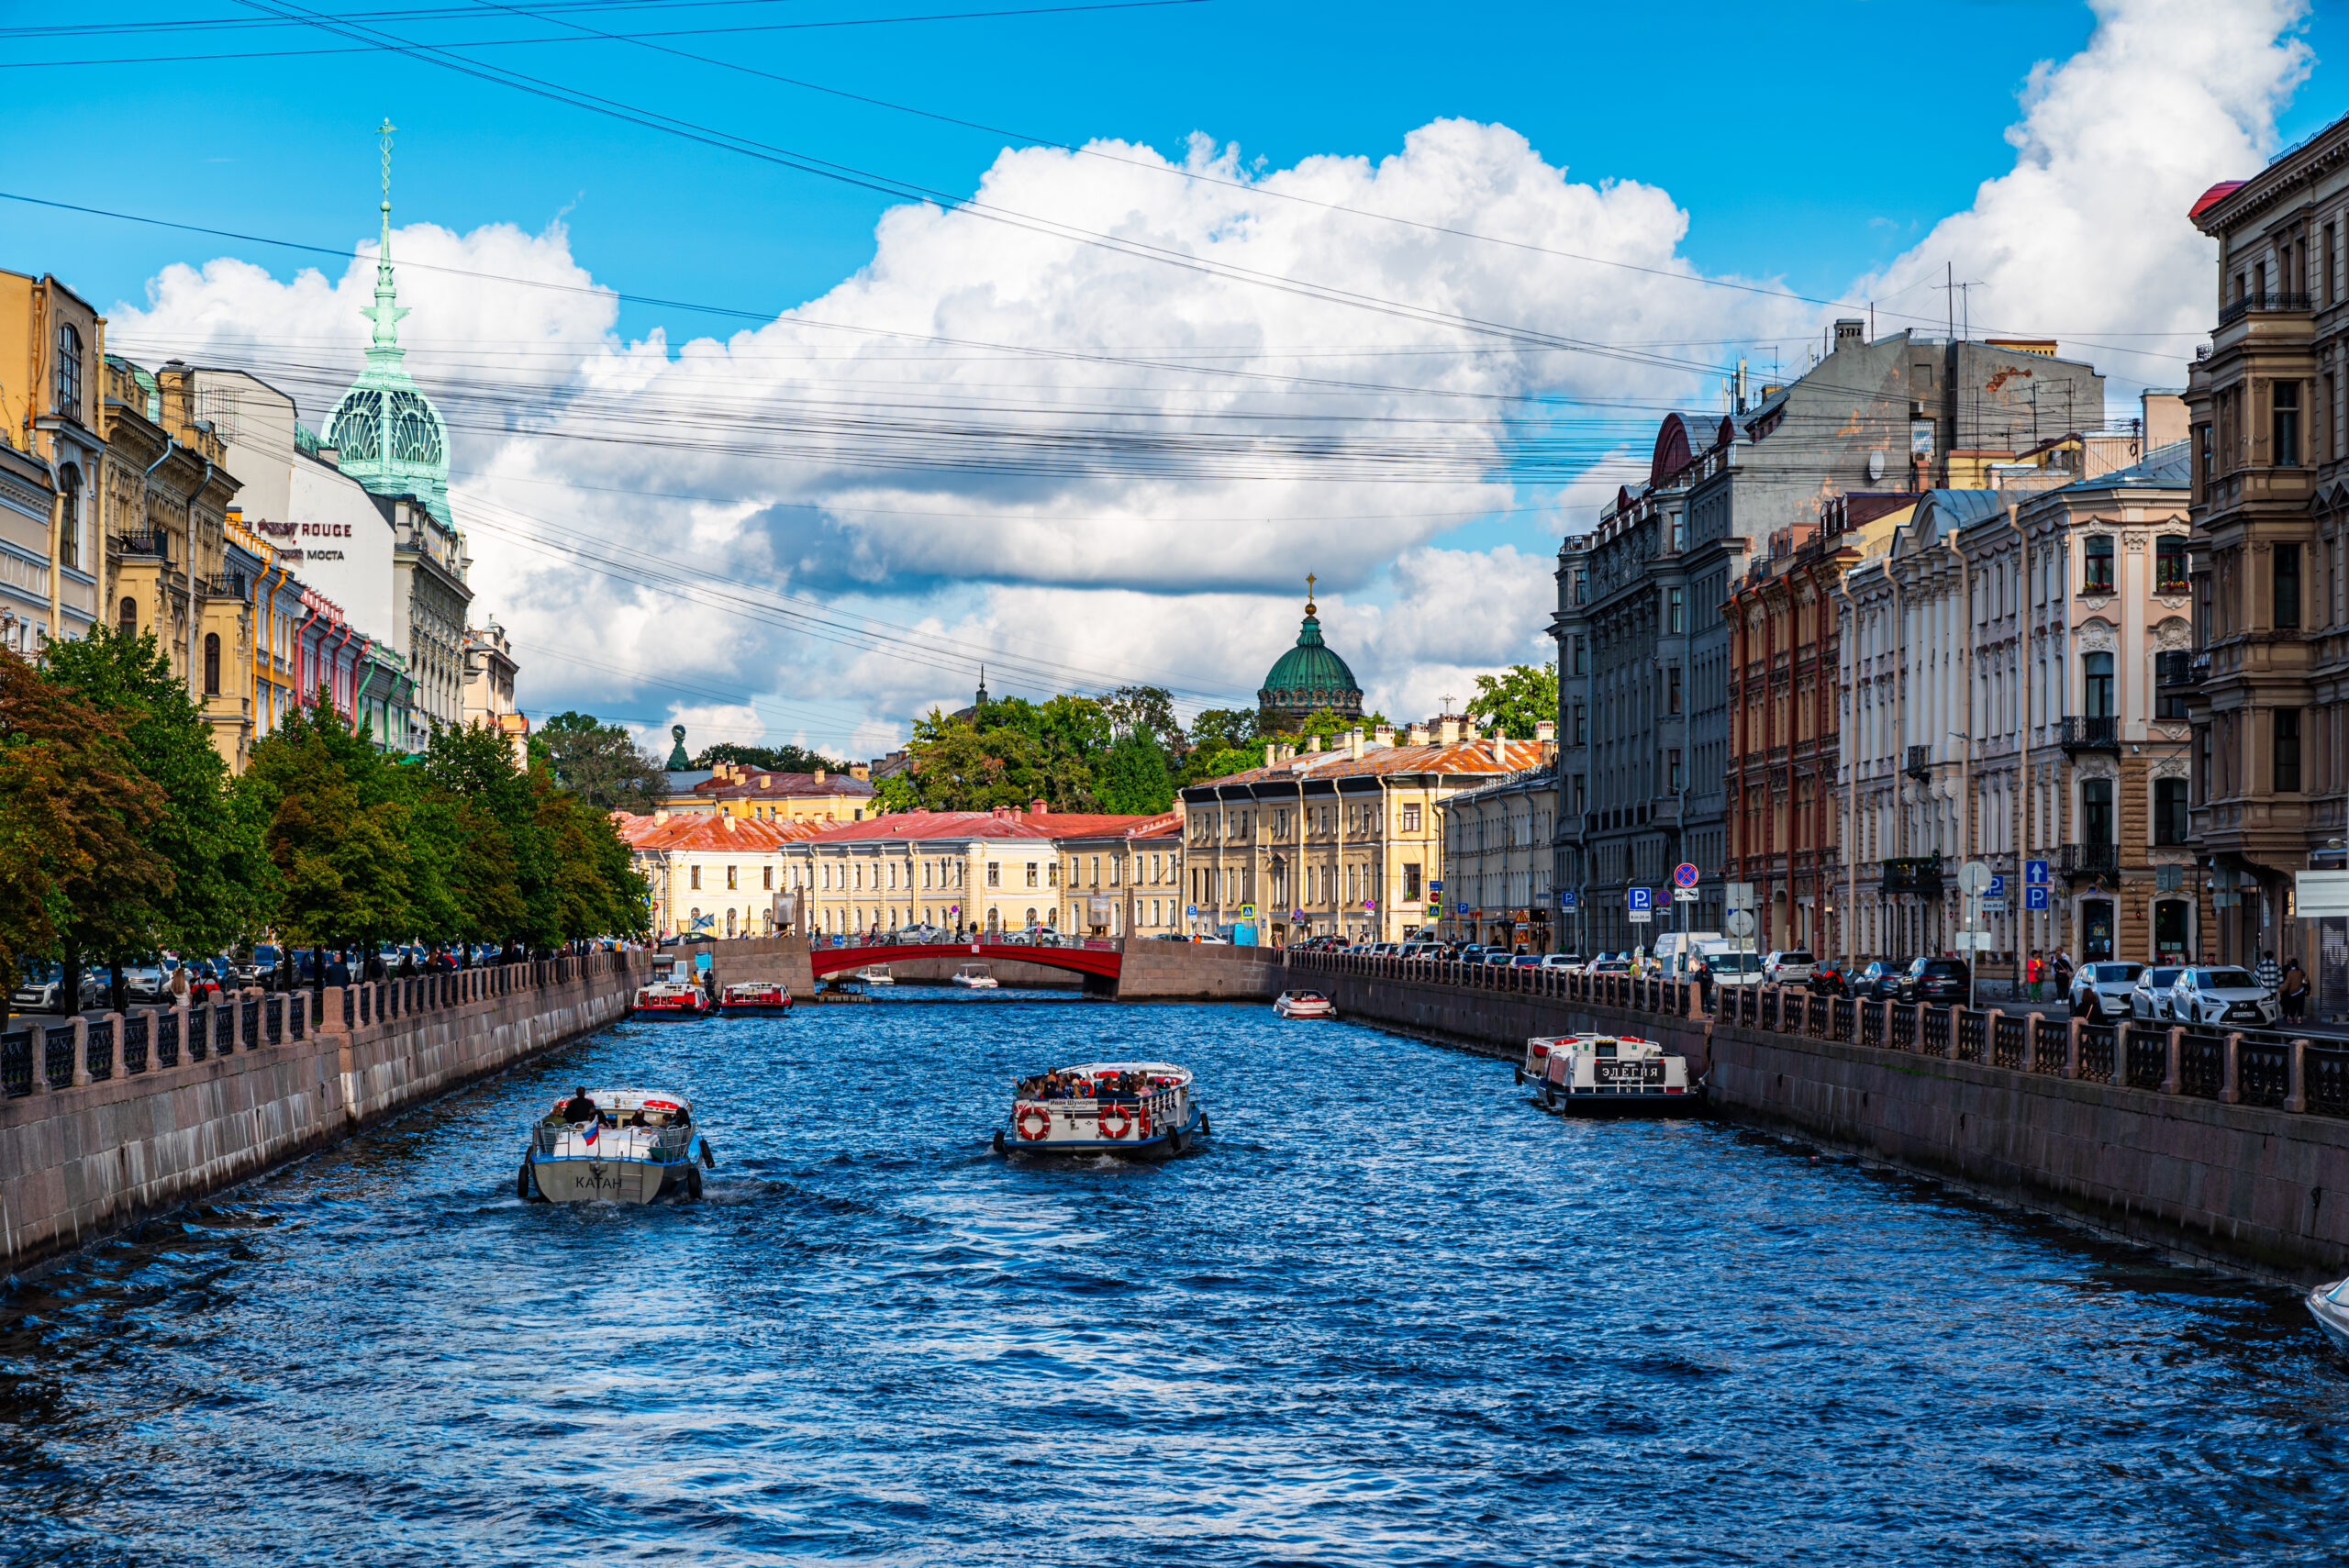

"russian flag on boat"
[580,1119,598,1149]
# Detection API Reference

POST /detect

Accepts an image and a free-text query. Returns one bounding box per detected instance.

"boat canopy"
[551,1087,694,1117]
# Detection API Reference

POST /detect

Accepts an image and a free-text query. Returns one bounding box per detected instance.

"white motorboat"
[631,979,710,1021]
[854,966,896,986]
[1273,989,1336,1019]
[995,1061,1207,1157]
[952,963,999,989]
[1527,1033,1702,1117]
[518,1088,717,1203]
[2309,1276,2349,1355]
[1515,1032,1586,1084]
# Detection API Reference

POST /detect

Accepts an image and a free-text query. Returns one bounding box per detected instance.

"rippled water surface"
[2,992,2345,1565]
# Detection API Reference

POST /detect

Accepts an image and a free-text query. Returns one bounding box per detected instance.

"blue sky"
[4,0,2339,751]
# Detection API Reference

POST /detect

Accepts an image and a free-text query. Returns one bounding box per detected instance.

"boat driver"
[559,1086,601,1125]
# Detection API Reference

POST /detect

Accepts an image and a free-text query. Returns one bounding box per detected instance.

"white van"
[1694,940,1764,987]
[1653,931,1724,979]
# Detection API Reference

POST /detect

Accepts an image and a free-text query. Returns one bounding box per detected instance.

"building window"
[117,597,137,636]
[1402,862,1422,901]
[2082,777,2114,845]
[2154,777,2188,845]
[763,866,774,890]
[2277,541,2302,628]
[2155,535,2188,595]
[1571,635,1586,677]
[726,865,738,891]
[1667,587,1685,635]
[1573,570,1587,606]
[2083,651,2114,718]
[987,862,1001,887]
[2083,535,2114,594]
[1668,750,1684,793]
[57,465,81,571]
[690,865,701,890]
[1026,862,1039,887]
[1572,773,1586,815]
[1667,667,1683,715]
[2276,380,2303,467]
[2277,707,2303,793]
[203,633,220,695]
[52,323,82,417]
[1401,803,1421,831]
[1573,705,1586,746]
[1670,511,1687,552]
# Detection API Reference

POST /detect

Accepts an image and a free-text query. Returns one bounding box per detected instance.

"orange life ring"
[1097,1103,1133,1140]
[1016,1106,1052,1141]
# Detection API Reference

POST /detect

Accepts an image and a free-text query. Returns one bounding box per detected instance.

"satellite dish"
[1867,449,1886,482]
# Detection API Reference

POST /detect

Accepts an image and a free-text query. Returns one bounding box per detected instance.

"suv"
[1764,950,1816,985]
[2167,966,2281,1029]
[2130,966,2185,1021]
[1897,957,1971,1005]
[1851,960,1907,1002]
[2068,961,2144,1022]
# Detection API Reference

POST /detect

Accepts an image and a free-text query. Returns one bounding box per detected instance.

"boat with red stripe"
[993,1060,1208,1158]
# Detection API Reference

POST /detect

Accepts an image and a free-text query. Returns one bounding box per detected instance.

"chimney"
[1031,797,1048,816]
[815,767,828,785]
[653,808,669,825]
[722,814,737,833]
[1832,318,1865,351]
[1535,719,1556,743]
[1347,728,1364,760]
[1490,734,1507,765]
[759,774,773,788]
[1438,717,1462,746]
[1406,723,1430,746]
[850,763,870,781]
[1307,734,1323,752]
[1264,742,1278,770]
[1374,725,1395,748]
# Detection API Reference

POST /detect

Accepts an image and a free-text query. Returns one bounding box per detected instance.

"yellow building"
[668,759,880,824]
[0,269,105,646]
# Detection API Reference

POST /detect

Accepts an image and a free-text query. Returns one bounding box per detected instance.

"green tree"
[535,771,651,940]
[39,629,245,1007]
[532,711,664,810]
[1185,707,1259,754]
[237,693,413,966]
[1098,684,1184,751]
[422,721,558,952]
[0,651,170,1020]
[1467,662,1560,740]
[890,711,1049,811]
[690,740,846,774]
[1094,729,1174,813]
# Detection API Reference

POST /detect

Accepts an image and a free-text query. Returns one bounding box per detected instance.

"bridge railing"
[1280,948,2348,1125]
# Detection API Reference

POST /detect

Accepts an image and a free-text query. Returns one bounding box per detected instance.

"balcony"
[2058,716,2120,752]
[1880,854,1943,895]
[2060,842,2121,881]
[1903,744,1932,782]
[111,531,169,562]
[2155,651,2206,689]
[199,573,249,601]
[2217,292,2312,327]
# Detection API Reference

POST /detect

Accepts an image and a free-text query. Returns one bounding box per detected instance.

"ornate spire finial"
[1306,572,1317,616]
[364,117,409,354]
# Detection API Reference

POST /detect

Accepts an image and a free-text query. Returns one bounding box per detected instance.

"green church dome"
[1258,582,1364,727]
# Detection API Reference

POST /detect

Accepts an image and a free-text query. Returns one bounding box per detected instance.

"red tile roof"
[693,768,875,800]
[613,812,825,852]
[795,806,1178,844]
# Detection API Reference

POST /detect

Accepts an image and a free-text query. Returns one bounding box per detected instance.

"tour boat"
[2310,1277,2349,1356]
[717,981,793,1017]
[517,1088,718,1203]
[1515,1032,1584,1084]
[854,966,896,986]
[1527,1033,1702,1116]
[1272,989,1337,1019]
[993,1061,1207,1157]
[631,979,710,1020]
[951,963,999,989]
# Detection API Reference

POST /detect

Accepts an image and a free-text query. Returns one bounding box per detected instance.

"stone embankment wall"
[0,953,646,1276]
[1287,952,2349,1283]
[1111,941,1286,1001]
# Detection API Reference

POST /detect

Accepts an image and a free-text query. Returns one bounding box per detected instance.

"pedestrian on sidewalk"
[2282,957,2310,1021]
[2257,950,2282,994]
[2026,950,2043,1003]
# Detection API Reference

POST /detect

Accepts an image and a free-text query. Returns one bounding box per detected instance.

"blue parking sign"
[2025,859,2050,886]
[1627,887,1652,912]
[2024,885,2050,911]
[1988,874,2007,897]
[1557,889,1577,910]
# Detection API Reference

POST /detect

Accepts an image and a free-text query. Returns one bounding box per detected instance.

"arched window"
[203,633,221,695]
[117,597,137,636]
[52,324,82,417]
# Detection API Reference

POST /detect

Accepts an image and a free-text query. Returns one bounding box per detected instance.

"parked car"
[2167,966,2282,1029]
[122,958,170,1005]
[1896,957,1972,1005]
[1586,956,1635,977]
[1540,953,1584,971]
[239,943,284,988]
[1508,952,1544,968]
[1764,950,1817,985]
[2068,961,2145,1022]
[2130,966,2185,1022]
[8,962,97,1015]
[1850,960,1908,1002]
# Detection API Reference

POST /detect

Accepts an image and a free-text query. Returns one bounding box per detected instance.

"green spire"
[326,117,454,528]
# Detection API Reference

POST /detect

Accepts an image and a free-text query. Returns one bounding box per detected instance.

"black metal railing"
[1833,997,1855,1039]
[2058,716,2121,751]
[2061,842,2121,881]
[2155,651,2202,688]
[122,1013,148,1074]
[45,1025,74,1088]
[1954,1009,1985,1062]
[157,1009,179,1068]
[2032,1018,2065,1075]
[2079,1025,2119,1084]
[2310,1045,2349,1117]
[2218,291,2312,326]
[83,1018,113,1082]
[1881,855,1943,895]
[198,572,249,600]
[188,1004,209,1062]
[2239,1040,2290,1107]
[1,1029,30,1097]
[1905,744,1932,781]
[290,993,306,1040]
[2124,1028,2166,1089]
[265,995,283,1047]
[1861,1002,1885,1049]
[240,997,259,1048]
[2177,1032,2225,1098]
[1891,1006,1918,1051]
[111,530,168,561]
[1992,1015,2027,1070]
[1922,1007,1952,1056]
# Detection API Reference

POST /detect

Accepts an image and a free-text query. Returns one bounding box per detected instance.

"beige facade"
[1182,721,1553,945]
[1052,820,1184,937]
[461,617,529,766]
[1438,767,1558,950]
[774,810,1052,938]
[672,761,878,823]
[618,810,819,940]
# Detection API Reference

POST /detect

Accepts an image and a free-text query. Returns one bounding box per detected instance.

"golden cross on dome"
[1306,572,1317,613]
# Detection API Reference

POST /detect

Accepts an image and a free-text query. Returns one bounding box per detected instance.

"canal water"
[1,995,2344,1565]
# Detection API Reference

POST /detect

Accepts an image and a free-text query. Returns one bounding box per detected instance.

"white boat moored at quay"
[2310,1277,2349,1355]
[519,1088,718,1203]
[994,1061,1207,1157]
[1527,1034,1702,1116]
[1273,989,1336,1019]
[631,979,710,1021]
[951,963,999,989]
[718,981,793,1017]
[854,966,896,986]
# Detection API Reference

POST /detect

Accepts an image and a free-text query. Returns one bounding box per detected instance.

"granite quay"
[1285,949,2349,1281]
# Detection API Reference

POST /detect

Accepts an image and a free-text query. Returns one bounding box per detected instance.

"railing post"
[70,1017,91,1087]
[174,997,189,1069]
[1986,1008,2002,1066]
[2164,1026,2183,1095]
[2221,1031,2243,1104]
[2065,1018,2081,1079]
[2289,1037,2310,1113]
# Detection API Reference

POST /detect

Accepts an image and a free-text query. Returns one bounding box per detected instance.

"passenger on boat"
[559,1087,600,1124]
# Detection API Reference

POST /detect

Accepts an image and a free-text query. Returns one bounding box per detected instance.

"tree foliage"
[532,711,664,810]
[689,740,846,774]
[1467,663,1560,740]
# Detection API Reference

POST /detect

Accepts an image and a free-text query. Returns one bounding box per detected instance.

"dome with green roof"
[1258,578,1364,729]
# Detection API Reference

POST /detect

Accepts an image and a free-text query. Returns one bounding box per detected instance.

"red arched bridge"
[808,939,1124,982]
